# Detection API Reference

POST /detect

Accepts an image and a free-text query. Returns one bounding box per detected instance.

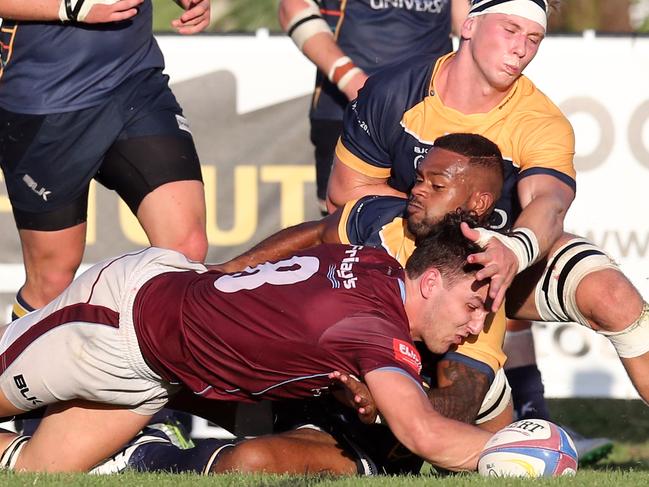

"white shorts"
[0,247,207,415]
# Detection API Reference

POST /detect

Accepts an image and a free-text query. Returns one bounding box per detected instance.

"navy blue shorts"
[0,68,203,230]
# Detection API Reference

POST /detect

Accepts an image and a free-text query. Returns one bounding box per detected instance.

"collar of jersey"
[428,52,524,122]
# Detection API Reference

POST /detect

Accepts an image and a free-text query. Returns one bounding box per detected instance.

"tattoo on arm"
[426,359,491,423]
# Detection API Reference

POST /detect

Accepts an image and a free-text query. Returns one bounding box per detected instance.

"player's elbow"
[277,0,299,31]
[325,175,349,212]
[278,5,290,31]
[406,426,451,468]
[325,193,341,214]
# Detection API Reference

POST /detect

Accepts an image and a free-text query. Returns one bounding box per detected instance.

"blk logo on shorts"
[13,374,43,406]
[22,174,51,201]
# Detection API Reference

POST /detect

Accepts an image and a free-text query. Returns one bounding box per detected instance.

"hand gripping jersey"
[336,52,576,231]
[134,244,423,402]
[311,0,453,121]
[338,194,506,377]
[0,1,164,114]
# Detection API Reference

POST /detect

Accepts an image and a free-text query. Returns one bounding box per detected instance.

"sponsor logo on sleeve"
[392,339,422,374]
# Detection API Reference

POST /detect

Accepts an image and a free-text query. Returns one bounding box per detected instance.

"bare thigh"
[12,400,151,472]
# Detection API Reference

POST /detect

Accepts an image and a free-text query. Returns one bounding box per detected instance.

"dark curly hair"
[405,211,485,286]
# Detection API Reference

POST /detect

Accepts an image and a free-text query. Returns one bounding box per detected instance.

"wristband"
[473,227,540,274]
[59,0,119,22]
[328,56,363,93]
[286,0,332,50]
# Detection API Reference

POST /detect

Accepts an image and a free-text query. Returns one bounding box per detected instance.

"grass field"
[2,469,649,486]
[2,399,649,485]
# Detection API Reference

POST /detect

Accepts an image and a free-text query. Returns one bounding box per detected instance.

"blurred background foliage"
[153,0,649,33]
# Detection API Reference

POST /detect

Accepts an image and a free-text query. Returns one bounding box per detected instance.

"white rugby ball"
[478,419,578,477]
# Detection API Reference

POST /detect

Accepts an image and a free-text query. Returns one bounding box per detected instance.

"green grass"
[3,470,649,486]
[1,442,648,486]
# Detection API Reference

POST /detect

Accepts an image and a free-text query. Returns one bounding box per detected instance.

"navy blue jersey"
[311,0,453,121]
[336,53,576,231]
[0,1,164,114]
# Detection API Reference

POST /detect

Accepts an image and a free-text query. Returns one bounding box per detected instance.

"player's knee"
[212,440,277,473]
[153,231,208,263]
[162,226,208,262]
[23,267,77,306]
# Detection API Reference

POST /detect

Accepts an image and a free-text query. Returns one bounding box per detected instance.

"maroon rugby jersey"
[133,244,423,402]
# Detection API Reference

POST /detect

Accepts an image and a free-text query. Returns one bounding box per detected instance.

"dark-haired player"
[0,216,492,472]
[96,133,512,476]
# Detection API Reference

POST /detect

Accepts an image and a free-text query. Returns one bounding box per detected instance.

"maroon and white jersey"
[133,244,423,402]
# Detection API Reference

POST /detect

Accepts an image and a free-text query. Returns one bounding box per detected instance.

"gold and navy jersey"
[0,1,164,114]
[338,195,506,377]
[337,52,576,231]
[311,0,453,121]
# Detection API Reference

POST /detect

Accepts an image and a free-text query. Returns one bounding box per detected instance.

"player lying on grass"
[88,133,513,477]
[0,215,493,473]
[93,133,511,476]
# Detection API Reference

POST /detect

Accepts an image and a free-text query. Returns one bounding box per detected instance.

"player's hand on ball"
[172,0,210,34]
[329,371,378,424]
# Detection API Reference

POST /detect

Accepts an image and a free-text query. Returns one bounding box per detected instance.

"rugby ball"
[478,419,578,477]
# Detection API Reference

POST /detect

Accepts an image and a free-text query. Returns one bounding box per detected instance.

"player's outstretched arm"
[326,156,406,212]
[0,0,142,23]
[364,369,491,471]
[278,0,368,101]
[463,174,575,311]
[170,0,210,34]
[211,210,342,273]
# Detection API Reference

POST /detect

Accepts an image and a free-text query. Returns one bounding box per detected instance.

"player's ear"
[461,15,477,40]
[420,267,443,299]
[470,190,495,219]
